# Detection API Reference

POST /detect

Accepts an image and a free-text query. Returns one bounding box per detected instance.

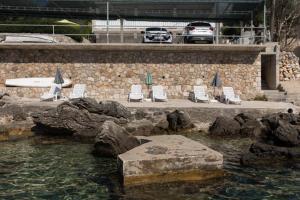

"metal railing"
[0,23,267,45]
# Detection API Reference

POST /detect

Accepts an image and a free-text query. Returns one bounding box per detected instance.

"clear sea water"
[0,134,300,200]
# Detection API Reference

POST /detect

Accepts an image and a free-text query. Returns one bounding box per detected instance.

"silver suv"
[183,22,214,44]
[141,27,173,43]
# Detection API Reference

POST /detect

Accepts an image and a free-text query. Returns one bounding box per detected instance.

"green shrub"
[253,95,268,101]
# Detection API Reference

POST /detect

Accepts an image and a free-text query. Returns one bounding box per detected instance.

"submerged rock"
[93,121,140,157]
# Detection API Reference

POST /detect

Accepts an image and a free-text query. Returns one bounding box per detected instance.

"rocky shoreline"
[209,111,300,168]
[1,94,300,171]
[0,95,194,156]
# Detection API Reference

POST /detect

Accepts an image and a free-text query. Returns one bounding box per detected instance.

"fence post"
[263,0,267,43]
[106,1,110,44]
[52,25,55,35]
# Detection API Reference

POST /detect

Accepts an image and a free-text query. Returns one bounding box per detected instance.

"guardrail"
[0,24,268,45]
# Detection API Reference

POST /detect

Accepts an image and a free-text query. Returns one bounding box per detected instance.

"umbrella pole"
[213,87,216,99]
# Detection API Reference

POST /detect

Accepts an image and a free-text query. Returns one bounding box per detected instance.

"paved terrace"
[9,98,298,111]
[120,99,297,110]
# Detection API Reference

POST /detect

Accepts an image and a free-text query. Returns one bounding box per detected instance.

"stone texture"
[241,112,300,167]
[167,110,192,131]
[209,116,241,136]
[0,47,262,100]
[279,51,300,81]
[32,99,124,140]
[118,135,223,186]
[93,121,141,158]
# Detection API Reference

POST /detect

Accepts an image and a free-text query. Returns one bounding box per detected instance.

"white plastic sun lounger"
[222,87,241,104]
[128,84,144,102]
[69,84,87,99]
[40,84,61,101]
[193,85,210,103]
[152,85,167,102]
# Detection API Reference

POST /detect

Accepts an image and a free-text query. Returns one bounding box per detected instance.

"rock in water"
[209,116,241,136]
[167,110,192,131]
[93,121,140,157]
[241,142,300,167]
[241,112,300,167]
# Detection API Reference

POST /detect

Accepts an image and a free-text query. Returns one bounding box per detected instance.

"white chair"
[41,84,61,101]
[193,85,209,103]
[152,85,167,102]
[222,87,241,104]
[69,84,87,99]
[128,84,144,102]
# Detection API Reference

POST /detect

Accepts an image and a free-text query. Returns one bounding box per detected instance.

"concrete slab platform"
[118,135,223,186]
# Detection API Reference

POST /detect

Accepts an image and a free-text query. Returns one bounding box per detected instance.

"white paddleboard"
[5,77,72,88]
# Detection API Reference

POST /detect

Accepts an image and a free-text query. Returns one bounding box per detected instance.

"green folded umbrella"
[145,72,153,86]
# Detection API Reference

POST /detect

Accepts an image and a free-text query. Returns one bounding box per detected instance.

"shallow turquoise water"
[0,134,300,200]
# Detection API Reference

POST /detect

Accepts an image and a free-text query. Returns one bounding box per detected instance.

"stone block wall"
[0,45,262,100]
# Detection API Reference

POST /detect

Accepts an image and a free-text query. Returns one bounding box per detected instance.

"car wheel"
[184,38,188,44]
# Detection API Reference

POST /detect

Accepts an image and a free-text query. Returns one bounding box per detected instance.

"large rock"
[167,110,192,131]
[256,114,300,147]
[93,121,141,157]
[234,113,259,137]
[98,100,131,119]
[125,110,169,136]
[241,142,300,167]
[32,99,123,140]
[71,98,131,119]
[209,116,241,136]
[241,112,300,167]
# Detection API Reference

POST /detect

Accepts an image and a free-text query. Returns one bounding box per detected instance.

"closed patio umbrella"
[145,72,153,98]
[54,68,64,85]
[145,72,153,88]
[211,72,222,97]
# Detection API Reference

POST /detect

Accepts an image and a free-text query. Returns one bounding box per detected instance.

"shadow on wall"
[0,49,259,65]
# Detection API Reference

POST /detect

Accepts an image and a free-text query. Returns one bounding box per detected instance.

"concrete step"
[263,90,287,102]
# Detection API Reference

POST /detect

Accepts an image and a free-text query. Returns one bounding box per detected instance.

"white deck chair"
[69,84,87,99]
[40,84,61,101]
[193,85,209,103]
[128,84,144,102]
[222,87,241,104]
[152,85,167,102]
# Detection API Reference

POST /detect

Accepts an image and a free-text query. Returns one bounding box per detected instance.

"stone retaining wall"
[0,44,263,100]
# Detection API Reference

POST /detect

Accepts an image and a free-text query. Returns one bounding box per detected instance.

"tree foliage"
[269,0,300,50]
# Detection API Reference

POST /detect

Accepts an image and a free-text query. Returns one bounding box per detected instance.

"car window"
[146,28,167,32]
[188,22,211,27]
